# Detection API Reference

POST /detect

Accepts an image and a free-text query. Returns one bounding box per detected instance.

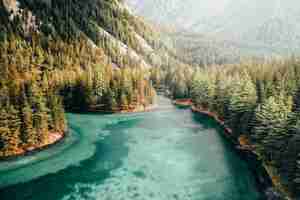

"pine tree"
[256,79,266,105]
[21,100,37,147]
[254,95,290,162]
[4,105,22,156]
[212,73,231,119]
[0,108,11,156]
[191,73,214,109]
[227,73,257,136]
[35,97,49,145]
[30,83,49,145]
[48,94,66,132]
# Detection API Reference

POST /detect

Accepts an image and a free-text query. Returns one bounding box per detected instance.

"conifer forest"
[1,0,300,200]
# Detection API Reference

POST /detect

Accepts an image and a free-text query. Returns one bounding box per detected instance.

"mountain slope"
[0,0,171,157]
[127,0,300,62]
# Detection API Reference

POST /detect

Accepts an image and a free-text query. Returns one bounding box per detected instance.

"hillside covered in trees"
[127,1,300,198]
[0,0,181,157]
[2,0,300,199]
[128,0,300,66]
[158,58,300,198]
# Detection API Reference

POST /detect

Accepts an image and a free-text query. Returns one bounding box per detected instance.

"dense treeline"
[0,34,155,157]
[151,63,193,98]
[0,0,156,157]
[2,1,300,199]
[0,36,66,157]
[167,59,300,197]
[3,0,160,66]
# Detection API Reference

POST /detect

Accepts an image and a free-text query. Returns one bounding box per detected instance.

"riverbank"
[119,103,158,114]
[187,103,291,200]
[0,96,263,200]
[173,98,193,107]
[85,97,158,114]
[191,105,234,139]
[0,102,157,161]
[0,131,66,161]
[94,103,158,114]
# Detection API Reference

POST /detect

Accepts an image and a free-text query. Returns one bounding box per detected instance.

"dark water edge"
[236,148,288,200]
[0,97,265,200]
[189,109,288,200]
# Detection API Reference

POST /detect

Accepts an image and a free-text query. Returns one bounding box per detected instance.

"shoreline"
[85,103,158,114]
[119,103,158,114]
[0,103,157,161]
[173,99,193,107]
[188,103,292,200]
[0,131,66,161]
[1,97,290,199]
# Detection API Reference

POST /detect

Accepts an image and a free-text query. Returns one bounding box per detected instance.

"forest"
[0,0,156,157]
[1,0,300,199]
[161,59,300,197]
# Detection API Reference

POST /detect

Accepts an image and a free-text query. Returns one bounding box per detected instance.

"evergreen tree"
[254,95,290,162]
[227,73,257,136]
[191,73,214,109]
[34,99,49,145]
[30,84,49,145]
[21,100,37,147]
[0,108,11,156]
[4,105,22,156]
[48,94,66,133]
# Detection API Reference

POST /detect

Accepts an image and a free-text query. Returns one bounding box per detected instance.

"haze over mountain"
[127,0,300,63]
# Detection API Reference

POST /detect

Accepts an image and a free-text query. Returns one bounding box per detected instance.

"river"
[0,97,262,200]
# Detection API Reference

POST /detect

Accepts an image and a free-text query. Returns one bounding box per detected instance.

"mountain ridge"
[127,0,300,64]
[0,0,173,157]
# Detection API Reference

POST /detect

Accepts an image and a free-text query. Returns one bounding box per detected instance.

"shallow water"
[0,97,262,200]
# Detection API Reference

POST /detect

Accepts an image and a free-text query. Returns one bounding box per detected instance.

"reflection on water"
[0,97,262,200]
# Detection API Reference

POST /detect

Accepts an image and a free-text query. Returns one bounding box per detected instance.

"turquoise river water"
[0,97,262,200]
